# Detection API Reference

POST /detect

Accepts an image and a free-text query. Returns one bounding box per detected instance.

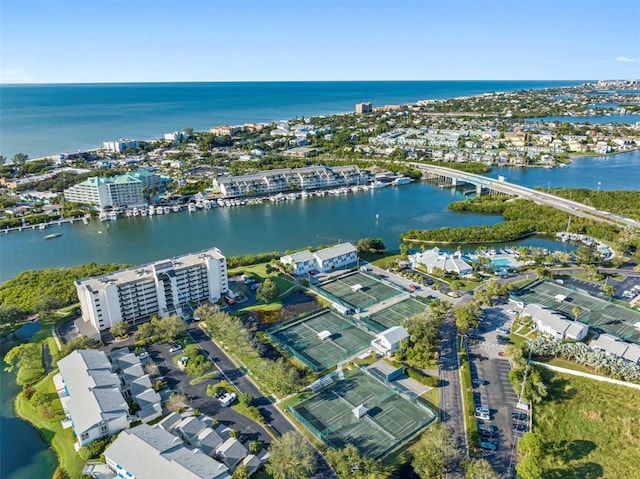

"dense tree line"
[539,187,640,221]
[403,197,625,250]
[198,305,304,396]
[396,300,449,368]
[0,263,126,314]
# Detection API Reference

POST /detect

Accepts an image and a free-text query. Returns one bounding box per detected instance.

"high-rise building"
[75,248,228,332]
[355,102,373,113]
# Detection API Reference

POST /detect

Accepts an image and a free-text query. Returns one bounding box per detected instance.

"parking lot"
[466,302,526,475]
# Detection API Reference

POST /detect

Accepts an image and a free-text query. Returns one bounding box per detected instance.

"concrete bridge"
[411,163,640,230]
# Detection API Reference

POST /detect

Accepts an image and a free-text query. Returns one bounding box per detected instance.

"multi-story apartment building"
[75,248,228,332]
[63,170,163,211]
[103,139,139,153]
[355,102,373,113]
[213,165,367,198]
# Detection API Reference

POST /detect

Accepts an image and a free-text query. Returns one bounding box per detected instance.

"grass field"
[534,370,640,478]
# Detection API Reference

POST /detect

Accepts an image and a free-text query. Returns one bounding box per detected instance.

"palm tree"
[572,305,582,321]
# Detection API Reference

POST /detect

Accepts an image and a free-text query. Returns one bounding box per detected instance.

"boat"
[45,233,62,240]
[132,207,140,216]
[393,176,412,185]
[109,212,118,220]
[371,180,390,189]
[173,205,181,213]
[39,224,47,230]
[140,208,147,217]
[163,206,171,214]
[99,212,109,221]
[148,205,155,215]
[188,203,196,212]
[156,207,164,215]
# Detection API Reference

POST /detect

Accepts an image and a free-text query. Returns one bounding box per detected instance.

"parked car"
[472,379,485,386]
[480,441,497,451]
[497,335,510,344]
[219,392,237,407]
[479,429,496,438]
[138,351,149,359]
[169,344,182,353]
[513,423,529,432]
[498,351,506,357]
[213,389,226,399]
[497,327,511,334]
[512,412,528,421]
[506,309,518,316]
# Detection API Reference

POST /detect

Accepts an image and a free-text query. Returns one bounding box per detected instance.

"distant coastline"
[0,80,584,158]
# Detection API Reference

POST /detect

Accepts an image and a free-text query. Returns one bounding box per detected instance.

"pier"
[2,214,92,234]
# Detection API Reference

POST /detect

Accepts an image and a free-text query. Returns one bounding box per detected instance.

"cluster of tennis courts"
[289,371,436,458]
[366,298,427,331]
[270,311,374,371]
[316,271,404,311]
[514,279,640,344]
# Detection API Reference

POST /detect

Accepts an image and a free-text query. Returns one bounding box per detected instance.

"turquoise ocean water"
[0,80,584,158]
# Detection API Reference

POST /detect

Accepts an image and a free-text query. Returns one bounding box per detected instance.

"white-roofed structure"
[522,303,589,341]
[104,424,230,479]
[591,333,640,364]
[371,326,409,355]
[56,350,130,447]
[408,248,472,276]
[281,242,358,275]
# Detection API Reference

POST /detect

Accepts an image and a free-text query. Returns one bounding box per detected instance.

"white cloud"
[615,56,638,63]
[0,68,34,83]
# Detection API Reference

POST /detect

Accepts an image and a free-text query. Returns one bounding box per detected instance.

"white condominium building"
[64,170,163,211]
[281,242,358,275]
[213,165,367,198]
[76,248,228,332]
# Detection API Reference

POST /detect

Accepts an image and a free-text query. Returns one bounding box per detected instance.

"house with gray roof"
[56,350,130,447]
[104,424,230,479]
[591,333,640,364]
[216,438,249,470]
[522,303,589,341]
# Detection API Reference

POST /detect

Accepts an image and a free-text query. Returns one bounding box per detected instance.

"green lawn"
[459,349,480,453]
[15,373,86,478]
[534,371,640,478]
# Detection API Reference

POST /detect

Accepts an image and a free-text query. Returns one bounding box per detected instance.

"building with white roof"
[103,139,139,153]
[371,326,409,355]
[104,424,230,479]
[281,242,358,275]
[64,169,164,211]
[522,303,589,341]
[56,350,130,447]
[75,247,228,332]
[409,248,472,276]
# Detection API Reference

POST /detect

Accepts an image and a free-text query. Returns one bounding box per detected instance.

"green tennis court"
[514,279,640,344]
[270,310,374,371]
[368,298,427,330]
[289,371,436,458]
[317,271,404,311]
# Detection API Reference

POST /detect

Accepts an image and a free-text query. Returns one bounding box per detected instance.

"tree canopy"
[324,444,383,478]
[266,431,316,479]
[356,238,386,254]
[412,423,459,479]
[256,278,279,303]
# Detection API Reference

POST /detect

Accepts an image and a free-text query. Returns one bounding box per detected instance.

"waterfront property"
[63,169,164,211]
[288,370,436,458]
[521,303,589,341]
[513,279,640,345]
[75,247,228,333]
[212,165,368,198]
[270,310,374,372]
[280,242,358,275]
[55,349,161,448]
[408,248,473,276]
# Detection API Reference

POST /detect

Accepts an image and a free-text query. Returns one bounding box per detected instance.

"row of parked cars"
[475,407,530,451]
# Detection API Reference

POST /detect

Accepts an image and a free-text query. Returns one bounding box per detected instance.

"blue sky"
[1,0,639,83]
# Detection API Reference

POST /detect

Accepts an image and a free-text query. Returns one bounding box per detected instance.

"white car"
[138,351,149,359]
[169,344,182,353]
[506,309,518,316]
[218,392,237,407]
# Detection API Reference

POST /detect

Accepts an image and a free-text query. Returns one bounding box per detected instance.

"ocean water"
[0,80,583,158]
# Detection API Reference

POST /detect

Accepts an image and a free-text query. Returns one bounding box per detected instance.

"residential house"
[371,326,409,355]
[522,303,589,341]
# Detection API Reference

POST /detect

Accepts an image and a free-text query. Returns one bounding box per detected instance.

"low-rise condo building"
[281,242,358,275]
[75,248,228,332]
[213,165,367,198]
[409,248,473,276]
[522,303,589,341]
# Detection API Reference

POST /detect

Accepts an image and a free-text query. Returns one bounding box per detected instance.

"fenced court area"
[314,271,404,312]
[289,371,436,458]
[514,279,640,344]
[366,298,427,332]
[270,310,374,371]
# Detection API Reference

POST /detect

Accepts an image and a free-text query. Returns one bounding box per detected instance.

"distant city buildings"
[103,139,139,153]
[280,242,358,275]
[355,102,373,114]
[75,247,228,333]
[63,170,164,211]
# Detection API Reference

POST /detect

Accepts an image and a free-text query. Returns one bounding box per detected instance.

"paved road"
[439,311,466,478]
[188,325,338,479]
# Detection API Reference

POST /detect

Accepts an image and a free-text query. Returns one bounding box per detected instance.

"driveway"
[466,304,523,476]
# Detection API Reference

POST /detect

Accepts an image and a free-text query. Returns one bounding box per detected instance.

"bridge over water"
[411,163,639,230]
